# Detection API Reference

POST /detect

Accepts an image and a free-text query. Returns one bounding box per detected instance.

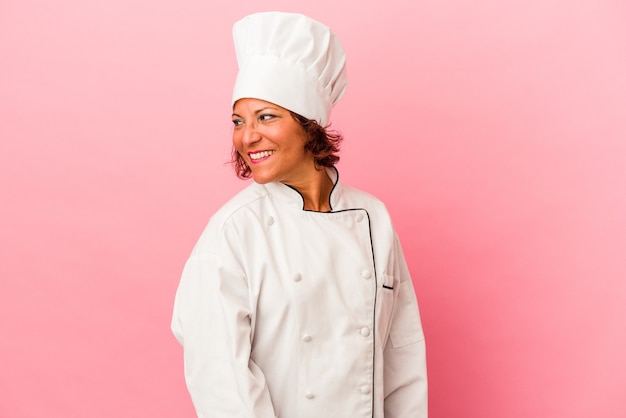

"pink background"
[1,0,625,416]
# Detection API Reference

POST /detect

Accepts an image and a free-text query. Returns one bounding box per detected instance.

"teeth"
[250,150,275,160]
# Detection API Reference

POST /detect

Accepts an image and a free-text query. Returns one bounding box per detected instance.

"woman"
[172,11,427,418]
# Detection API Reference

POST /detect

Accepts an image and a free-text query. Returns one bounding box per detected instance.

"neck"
[285,168,334,212]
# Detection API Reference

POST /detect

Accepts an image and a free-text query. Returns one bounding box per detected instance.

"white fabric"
[171,168,427,418]
[231,12,347,127]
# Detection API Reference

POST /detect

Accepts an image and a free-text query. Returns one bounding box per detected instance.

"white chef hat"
[231,11,347,127]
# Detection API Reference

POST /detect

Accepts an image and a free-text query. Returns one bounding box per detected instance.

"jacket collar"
[261,166,343,211]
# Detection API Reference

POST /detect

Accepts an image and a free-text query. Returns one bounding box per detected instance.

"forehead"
[233,97,285,113]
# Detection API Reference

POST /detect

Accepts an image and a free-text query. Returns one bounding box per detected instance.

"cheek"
[232,132,243,151]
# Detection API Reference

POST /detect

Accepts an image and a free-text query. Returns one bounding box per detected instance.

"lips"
[249,150,275,163]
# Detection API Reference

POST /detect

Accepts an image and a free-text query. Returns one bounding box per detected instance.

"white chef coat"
[171,168,427,418]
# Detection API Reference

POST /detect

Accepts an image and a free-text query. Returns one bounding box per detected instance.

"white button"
[266,216,274,226]
[302,334,312,342]
[361,269,371,279]
[355,213,364,222]
[360,327,370,337]
[360,385,371,394]
[305,392,315,399]
[293,273,302,282]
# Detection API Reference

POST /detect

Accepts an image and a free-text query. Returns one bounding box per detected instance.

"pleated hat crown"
[232,12,347,127]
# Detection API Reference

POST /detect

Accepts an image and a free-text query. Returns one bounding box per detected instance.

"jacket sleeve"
[383,233,428,418]
[171,225,277,418]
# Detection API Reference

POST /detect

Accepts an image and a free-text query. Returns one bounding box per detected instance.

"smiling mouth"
[249,150,275,162]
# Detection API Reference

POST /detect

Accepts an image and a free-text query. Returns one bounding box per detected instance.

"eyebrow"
[231,106,279,118]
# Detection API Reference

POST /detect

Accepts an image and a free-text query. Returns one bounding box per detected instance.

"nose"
[241,122,262,147]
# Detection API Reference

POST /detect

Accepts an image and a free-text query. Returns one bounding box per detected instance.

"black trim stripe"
[283,167,339,212]
[364,209,377,418]
[282,167,377,416]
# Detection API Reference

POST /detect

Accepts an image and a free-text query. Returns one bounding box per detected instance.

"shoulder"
[339,182,396,230]
[336,181,399,242]
[210,182,268,225]
[189,183,269,256]
[338,182,389,215]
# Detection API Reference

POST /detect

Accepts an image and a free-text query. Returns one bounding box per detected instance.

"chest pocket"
[377,274,396,344]
[389,280,424,348]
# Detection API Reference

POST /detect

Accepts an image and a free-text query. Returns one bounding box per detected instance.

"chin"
[251,172,275,184]
[253,179,272,185]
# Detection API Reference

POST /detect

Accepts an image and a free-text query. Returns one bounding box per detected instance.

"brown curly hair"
[231,112,343,179]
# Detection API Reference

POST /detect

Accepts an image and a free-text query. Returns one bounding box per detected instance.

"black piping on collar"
[283,166,339,212]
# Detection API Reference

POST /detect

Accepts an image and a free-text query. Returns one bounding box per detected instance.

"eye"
[232,118,243,127]
[259,113,276,122]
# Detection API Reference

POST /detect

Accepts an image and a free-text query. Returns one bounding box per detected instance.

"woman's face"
[232,98,315,185]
